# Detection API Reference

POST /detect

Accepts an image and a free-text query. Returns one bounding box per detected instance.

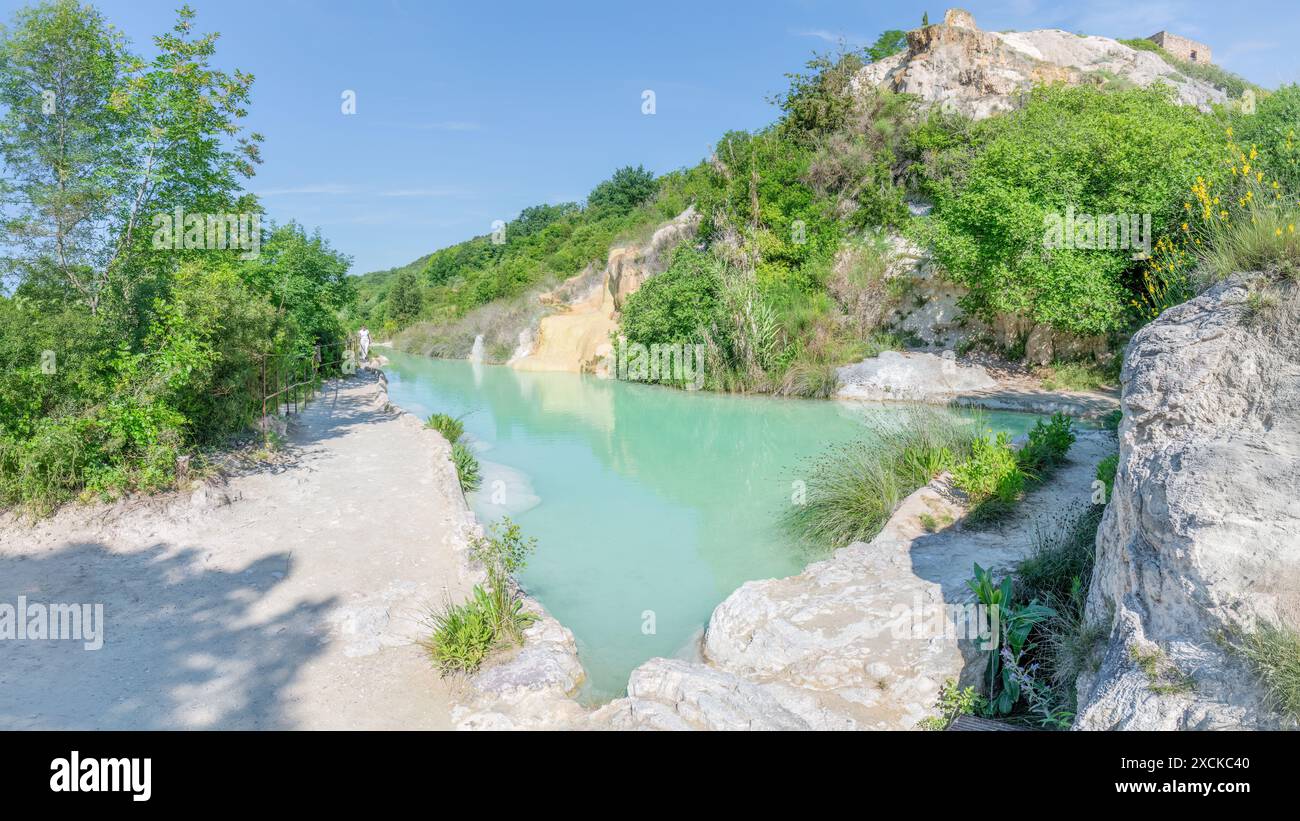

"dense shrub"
[952,432,1025,504]
[619,246,725,349]
[1231,85,1300,197]
[1017,413,1076,475]
[587,165,659,217]
[921,85,1222,335]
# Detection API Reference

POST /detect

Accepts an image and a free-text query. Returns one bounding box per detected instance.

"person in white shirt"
[358,326,371,362]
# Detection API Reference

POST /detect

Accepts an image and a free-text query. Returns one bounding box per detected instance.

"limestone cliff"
[1075,277,1300,729]
[854,9,1227,120]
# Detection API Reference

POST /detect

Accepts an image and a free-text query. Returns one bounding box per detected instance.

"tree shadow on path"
[0,541,336,729]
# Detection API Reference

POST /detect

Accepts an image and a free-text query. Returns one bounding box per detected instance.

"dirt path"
[0,370,475,730]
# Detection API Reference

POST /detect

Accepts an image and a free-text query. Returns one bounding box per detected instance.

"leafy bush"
[469,517,538,642]
[1017,413,1076,474]
[1231,85,1300,196]
[785,408,977,548]
[450,441,481,493]
[619,246,724,352]
[1143,131,1300,308]
[587,165,659,217]
[773,48,870,142]
[922,85,1221,336]
[952,432,1025,504]
[1095,454,1118,501]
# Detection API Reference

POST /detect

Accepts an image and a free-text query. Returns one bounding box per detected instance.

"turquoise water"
[379,349,1039,700]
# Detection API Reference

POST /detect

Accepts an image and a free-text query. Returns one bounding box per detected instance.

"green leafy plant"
[450,441,481,493]
[1095,454,1118,502]
[917,678,985,730]
[1018,413,1076,475]
[470,517,538,642]
[967,563,1057,717]
[423,586,499,675]
[425,412,466,443]
[422,518,539,675]
[952,431,1025,504]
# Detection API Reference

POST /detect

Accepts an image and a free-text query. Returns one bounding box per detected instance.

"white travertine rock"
[853,20,1227,120]
[1075,277,1300,730]
[835,350,997,401]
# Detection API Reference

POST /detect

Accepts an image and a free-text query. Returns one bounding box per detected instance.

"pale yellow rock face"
[510,271,618,375]
[510,207,699,374]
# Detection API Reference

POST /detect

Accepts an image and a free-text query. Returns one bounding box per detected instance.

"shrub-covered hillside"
[362,23,1295,399]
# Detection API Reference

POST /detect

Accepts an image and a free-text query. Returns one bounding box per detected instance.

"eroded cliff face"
[509,207,699,375]
[854,10,1227,120]
[1075,278,1300,730]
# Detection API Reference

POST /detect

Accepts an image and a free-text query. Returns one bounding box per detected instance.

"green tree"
[386,267,424,327]
[240,222,354,350]
[0,1,261,316]
[587,165,658,216]
[866,29,907,62]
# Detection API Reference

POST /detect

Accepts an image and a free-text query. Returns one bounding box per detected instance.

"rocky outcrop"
[854,10,1227,120]
[511,207,700,374]
[1075,277,1300,730]
[450,608,590,730]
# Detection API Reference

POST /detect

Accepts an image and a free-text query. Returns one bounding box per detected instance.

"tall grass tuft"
[785,408,978,549]
[1198,204,1300,285]
[1234,622,1300,725]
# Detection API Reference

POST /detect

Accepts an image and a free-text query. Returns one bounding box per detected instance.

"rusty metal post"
[260,356,267,445]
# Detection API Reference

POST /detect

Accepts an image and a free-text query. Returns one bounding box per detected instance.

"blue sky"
[3,0,1296,274]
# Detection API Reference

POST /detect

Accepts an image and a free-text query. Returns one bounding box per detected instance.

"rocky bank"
[1075,277,1300,729]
